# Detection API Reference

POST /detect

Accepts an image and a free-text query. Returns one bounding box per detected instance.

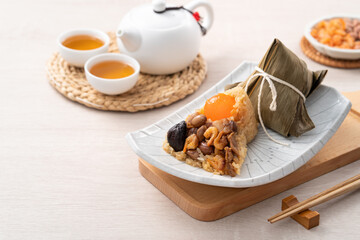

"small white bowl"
[84,53,140,95]
[57,29,110,67]
[304,14,360,60]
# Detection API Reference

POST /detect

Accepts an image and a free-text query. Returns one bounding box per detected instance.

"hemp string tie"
[244,67,306,146]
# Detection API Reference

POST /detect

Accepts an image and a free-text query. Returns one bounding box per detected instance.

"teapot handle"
[184,0,214,35]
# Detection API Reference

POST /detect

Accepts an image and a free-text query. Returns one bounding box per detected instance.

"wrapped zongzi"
[231,39,327,137]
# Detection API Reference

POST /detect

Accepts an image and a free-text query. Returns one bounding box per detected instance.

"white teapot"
[116,0,214,75]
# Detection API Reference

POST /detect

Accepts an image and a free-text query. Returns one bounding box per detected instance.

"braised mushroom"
[167,121,187,152]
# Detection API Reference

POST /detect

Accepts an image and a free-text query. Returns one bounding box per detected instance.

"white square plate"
[126,61,351,188]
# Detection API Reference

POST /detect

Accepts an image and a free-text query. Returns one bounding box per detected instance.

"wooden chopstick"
[268,174,360,223]
[268,174,360,222]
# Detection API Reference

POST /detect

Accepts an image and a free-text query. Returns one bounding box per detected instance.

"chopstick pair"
[268,173,360,224]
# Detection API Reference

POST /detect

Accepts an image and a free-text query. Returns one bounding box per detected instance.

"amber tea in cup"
[58,29,110,67]
[89,60,135,79]
[84,53,140,95]
[62,35,104,50]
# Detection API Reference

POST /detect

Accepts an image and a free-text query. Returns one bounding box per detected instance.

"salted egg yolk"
[204,93,236,121]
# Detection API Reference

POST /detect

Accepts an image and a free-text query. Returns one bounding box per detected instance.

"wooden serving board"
[138,91,360,221]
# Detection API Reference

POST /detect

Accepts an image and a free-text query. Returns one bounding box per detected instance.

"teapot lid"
[128,0,188,30]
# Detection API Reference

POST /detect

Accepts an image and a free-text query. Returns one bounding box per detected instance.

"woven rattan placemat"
[300,36,360,69]
[47,32,207,112]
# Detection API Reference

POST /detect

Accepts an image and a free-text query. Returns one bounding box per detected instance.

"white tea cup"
[84,53,140,95]
[57,29,110,67]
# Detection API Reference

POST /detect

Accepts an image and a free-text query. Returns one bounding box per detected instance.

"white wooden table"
[1,0,359,239]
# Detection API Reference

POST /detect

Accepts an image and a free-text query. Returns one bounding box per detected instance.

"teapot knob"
[152,0,166,13]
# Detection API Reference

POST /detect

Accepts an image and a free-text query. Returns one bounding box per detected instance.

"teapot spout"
[116,28,141,52]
